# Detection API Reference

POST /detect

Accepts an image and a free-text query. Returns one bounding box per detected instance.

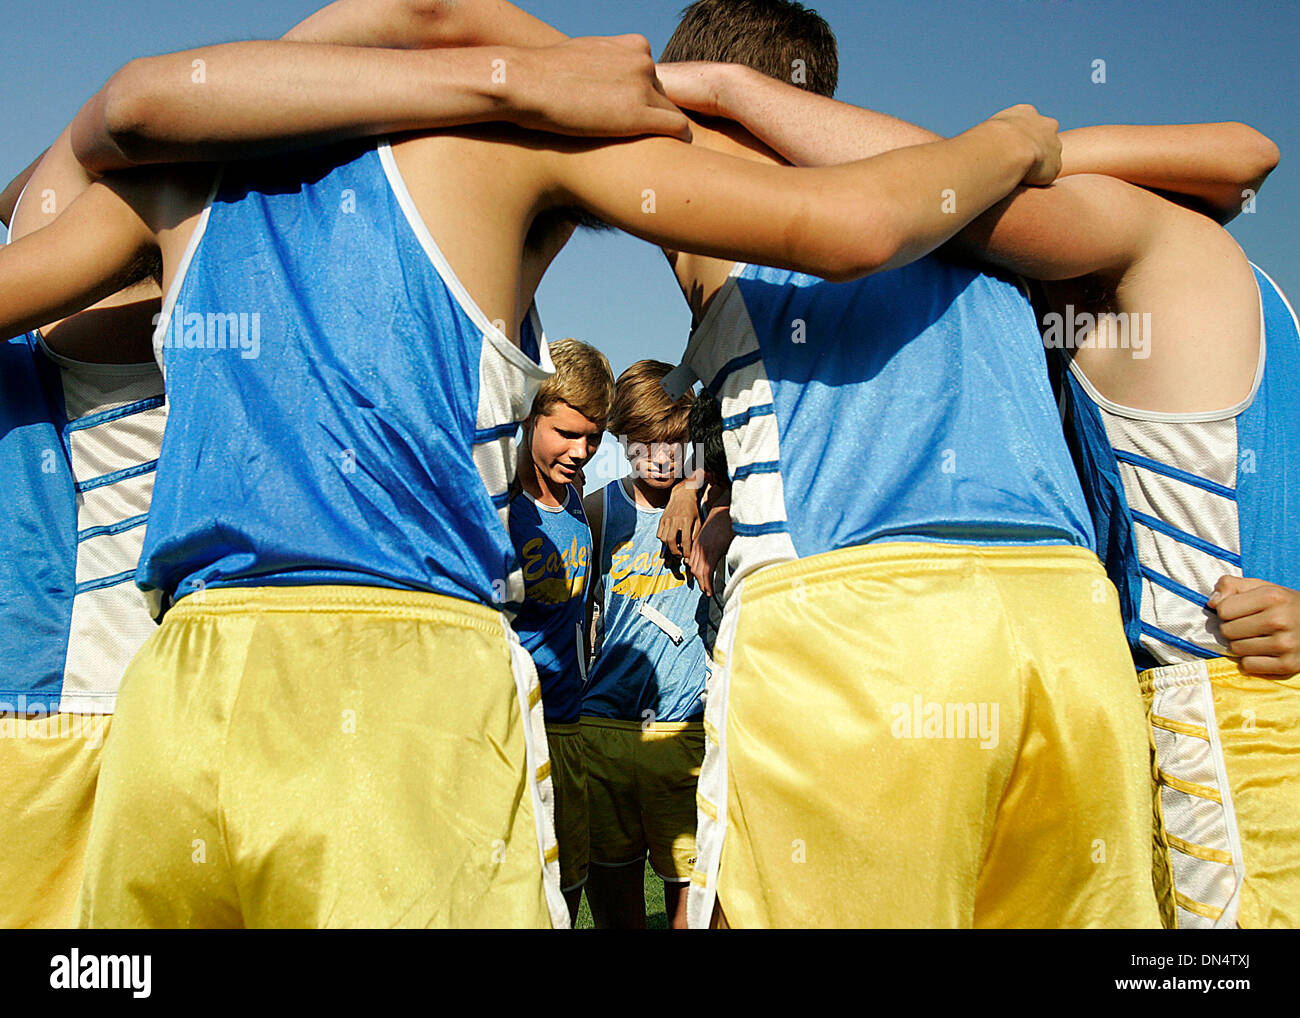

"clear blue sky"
[3,0,1296,486]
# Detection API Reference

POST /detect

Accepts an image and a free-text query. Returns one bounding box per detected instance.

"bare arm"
[0,178,156,339]
[0,150,45,228]
[659,62,1279,223]
[71,35,688,175]
[953,172,1172,282]
[1057,122,1278,224]
[541,108,1053,283]
[283,0,565,49]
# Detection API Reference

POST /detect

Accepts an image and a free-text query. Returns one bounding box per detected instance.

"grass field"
[574,861,668,929]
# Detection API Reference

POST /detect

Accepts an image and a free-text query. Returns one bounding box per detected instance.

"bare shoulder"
[389,126,554,335]
[1053,191,1260,414]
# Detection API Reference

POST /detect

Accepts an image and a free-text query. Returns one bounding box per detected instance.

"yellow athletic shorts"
[74,585,567,929]
[689,541,1162,929]
[0,712,111,928]
[545,721,590,893]
[1141,656,1300,928]
[581,716,704,882]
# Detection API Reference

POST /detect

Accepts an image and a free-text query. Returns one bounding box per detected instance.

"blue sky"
[3,0,1296,487]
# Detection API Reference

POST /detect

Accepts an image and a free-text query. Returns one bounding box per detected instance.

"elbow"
[1226,122,1280,190]
[73,59,157,173]
[99,60,158,163]
[400,0,466,47]
[815,228,900,283]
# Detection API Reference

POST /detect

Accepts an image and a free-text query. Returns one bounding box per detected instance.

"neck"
[665,116,785,325]
[517,434,564,507]
[625,475,672,510]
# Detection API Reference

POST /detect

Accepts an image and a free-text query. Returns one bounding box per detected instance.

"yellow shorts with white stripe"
[74,585,567,929]
[0,712,111,928]
[545,721,590,893]
[689,541,1162,929]
[581,716,704,882]
[1141,656,1300,929]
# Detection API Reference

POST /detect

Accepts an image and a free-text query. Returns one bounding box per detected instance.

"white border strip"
[501,616,568,929]
[150,173,224,377]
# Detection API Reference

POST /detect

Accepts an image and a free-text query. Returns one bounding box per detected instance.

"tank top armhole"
[1064,279,1266,425]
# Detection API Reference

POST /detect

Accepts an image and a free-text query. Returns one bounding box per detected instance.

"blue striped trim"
[75,459,158,493]
[1139,622,1219,660]
[490,490,510,509]
[732,460,781,481]
[75,569,138,596]
[731,519,789,537]
[66,395,165,433]
[474,421,521,444]
[1129,509,1242,567]
[1140,566,1211,609]
[1113,449,1236,501]
[78,512,149,544]
[722,402,775,431]
[707,348,763,395]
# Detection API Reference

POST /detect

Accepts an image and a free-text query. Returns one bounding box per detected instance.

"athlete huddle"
[0,0,1294,930]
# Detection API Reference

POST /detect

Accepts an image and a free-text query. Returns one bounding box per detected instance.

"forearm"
[825,120,1039,277]
[71,42,540,173]
[712,64,939,165]
[709,66,1278,225]
[1058,123,1279,223]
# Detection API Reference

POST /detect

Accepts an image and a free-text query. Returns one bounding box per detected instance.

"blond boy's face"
[529,401,603,488]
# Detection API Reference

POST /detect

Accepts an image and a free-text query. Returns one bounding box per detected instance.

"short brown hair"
[607,359,695,445]
[530,338,615,427]
[660,0,838,98]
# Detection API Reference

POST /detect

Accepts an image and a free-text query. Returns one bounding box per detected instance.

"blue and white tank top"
[675,257,1095,591]
[1061,263,1300,667]
[582,479,709,723]
[508,484,591,724]
[140,139,553,611]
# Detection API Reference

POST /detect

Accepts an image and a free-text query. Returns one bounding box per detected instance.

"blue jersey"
[0,216,164,715]
[140,140,552,611]
[508,484,591,724]
[677,257,1095,590]
[582,479,709,723]
[1060,264,1300,667]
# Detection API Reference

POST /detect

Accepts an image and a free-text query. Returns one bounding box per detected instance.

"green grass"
[574,860,668,929]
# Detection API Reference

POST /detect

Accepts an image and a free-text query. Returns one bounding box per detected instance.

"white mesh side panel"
[78,470,155,533]
[55,359,165,714]
[74,524,148,586]
[1094,411,1242,664]
[68,405,166,482]
[60,582,158,714]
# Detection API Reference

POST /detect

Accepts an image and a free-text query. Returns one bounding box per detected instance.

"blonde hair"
[530,338,615,427]
[607,359,695,445]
